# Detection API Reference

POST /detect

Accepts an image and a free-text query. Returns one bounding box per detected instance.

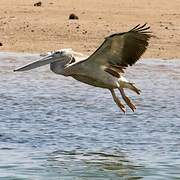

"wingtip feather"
[130,23,151,34]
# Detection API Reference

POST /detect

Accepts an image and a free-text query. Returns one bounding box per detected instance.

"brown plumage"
[86,23,152,68]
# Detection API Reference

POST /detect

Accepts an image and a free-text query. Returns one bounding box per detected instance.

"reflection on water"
[0,52,180,179]
[48,150,143,179]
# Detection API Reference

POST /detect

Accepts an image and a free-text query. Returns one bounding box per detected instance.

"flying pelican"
[14,24,152,113]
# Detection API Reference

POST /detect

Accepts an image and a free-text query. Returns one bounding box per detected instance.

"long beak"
[14,54,58,72]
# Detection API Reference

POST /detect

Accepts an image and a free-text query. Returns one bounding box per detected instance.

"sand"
[0,0,180,59]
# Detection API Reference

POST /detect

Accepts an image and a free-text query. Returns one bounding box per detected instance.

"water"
[0,52,180,179]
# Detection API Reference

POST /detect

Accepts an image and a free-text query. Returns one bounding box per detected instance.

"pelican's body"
[14,24,152,113]
[72,63,118,88]
[51,54,127,89]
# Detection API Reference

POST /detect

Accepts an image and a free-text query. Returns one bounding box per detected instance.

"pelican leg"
[128,83,141,95]
[118,87,136,112]
[109,89,126,113]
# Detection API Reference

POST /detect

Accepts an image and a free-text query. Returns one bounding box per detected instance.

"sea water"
[0,52,180,179]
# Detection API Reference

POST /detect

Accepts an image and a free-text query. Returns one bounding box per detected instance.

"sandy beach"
[0,0,180,59]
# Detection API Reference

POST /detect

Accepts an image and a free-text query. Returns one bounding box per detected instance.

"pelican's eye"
[54,51,61,55]
[53,51,63,57]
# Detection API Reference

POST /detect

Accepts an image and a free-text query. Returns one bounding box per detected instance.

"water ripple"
[0,52,180,179]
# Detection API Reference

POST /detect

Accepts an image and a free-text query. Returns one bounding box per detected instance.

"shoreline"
[0,0,180,59]
[1,51,180,61]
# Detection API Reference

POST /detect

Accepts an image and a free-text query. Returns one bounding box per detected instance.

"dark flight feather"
[86,24,152,69]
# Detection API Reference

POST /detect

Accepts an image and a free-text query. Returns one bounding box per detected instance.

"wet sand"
[0,0,180,59]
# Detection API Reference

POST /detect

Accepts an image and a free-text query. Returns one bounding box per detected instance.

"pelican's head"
[14,49,76,73]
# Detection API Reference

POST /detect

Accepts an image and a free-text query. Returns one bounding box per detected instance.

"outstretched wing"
[84,24,152,75]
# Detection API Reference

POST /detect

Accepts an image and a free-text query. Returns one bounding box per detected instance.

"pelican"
[14,24,152,113]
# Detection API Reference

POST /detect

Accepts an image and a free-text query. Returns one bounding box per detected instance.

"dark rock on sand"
[69,13,79,20]
[34,1,42,7]
[0,42,3,46]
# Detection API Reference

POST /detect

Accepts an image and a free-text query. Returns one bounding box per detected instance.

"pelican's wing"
[84,24,152,74]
